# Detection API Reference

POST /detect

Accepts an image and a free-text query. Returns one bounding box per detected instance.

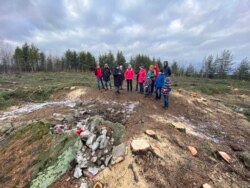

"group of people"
[94,61,172,109]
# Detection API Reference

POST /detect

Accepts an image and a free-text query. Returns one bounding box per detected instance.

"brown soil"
[1,86,250,188]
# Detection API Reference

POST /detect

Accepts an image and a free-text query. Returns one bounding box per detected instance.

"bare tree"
[0,40,14,73]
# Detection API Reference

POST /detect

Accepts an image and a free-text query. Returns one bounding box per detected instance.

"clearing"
[0,73,249,188]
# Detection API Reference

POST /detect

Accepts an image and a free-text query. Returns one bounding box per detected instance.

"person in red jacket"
[138,66,147,93]
[154,63,160,79]
[95,65,104,90]
[124,64,134,92]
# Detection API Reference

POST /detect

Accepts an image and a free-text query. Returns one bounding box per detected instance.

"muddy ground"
[0,86,250,188]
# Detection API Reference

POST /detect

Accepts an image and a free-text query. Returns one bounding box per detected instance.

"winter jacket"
[138,68,147,83]
[124,68,134,80]
[144,78,152,87]
[155,73,165,88]
[147,71,152,79]
[163,66,172,77]
[95,67,103,78]
[150,69,156,80]
[113,68,122,87]
[103,67,111,81]
[161,80,172,95]
[154,66,160,79]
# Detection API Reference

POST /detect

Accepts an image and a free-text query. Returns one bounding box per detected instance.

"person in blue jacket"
[155,70,165,100]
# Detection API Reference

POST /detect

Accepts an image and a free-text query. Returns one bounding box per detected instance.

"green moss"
[1,121,83,188]
[1,122,50,152]
[30,136,82,188]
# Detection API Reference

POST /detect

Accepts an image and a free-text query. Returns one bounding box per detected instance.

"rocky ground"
[0,86,249,188]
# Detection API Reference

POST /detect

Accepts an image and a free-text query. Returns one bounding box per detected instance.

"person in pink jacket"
[138,66,147,93]
[124,64,135,92]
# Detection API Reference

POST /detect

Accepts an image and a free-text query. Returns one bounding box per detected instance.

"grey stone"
[97,160,102,166]
[87,167,99,176]
[111,143,126,164]
[92,141,99,151]
[100,165,105,170]
[76,152,88,168]
[112,143,126,159]
[100,157,105,161]
[96,135,108,149]
[101,128,107,136]
[91,156,98,163]
[81,146,87,152]
[73,166,82,179]
[86,134,96,147]
[105,155,113,166]
[76,122,83,128]
[0,123,12,133]
[65,114,74,122]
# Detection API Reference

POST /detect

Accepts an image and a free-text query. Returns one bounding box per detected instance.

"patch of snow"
[0,100,76,121]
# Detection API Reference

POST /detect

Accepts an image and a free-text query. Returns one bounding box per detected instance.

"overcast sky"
[0,0,249,67]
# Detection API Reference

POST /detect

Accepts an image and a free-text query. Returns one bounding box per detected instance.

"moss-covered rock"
[88,115,125,141]
[0,121,82,188]
[30,135,82,188]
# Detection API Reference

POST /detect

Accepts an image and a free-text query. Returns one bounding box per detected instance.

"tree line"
[171,49,249,80]
[0,42,163,73]
[0,42,249,80]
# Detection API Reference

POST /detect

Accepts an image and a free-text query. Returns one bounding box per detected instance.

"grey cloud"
[0,0,249,66]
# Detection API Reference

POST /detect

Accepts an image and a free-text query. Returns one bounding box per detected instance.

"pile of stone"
[51,115,126,179]
[73,117,126,179]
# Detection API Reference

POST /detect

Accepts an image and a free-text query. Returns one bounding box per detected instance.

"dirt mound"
[67,88,87,100]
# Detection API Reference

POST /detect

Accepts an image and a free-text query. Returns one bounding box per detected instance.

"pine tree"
[235,58,250,80]
[171,61,179,76]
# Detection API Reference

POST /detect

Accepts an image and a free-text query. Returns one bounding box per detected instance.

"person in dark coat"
[103,64,112,90]
[113,65,122,94]
[135,69,139,91]
[163,61,172,77]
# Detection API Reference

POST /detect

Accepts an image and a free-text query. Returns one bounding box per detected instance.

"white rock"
[73,166,82,179]
[92,141,99,151]
[79,182,88,188]
[86,134,96,147]
[87,167,99,176]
